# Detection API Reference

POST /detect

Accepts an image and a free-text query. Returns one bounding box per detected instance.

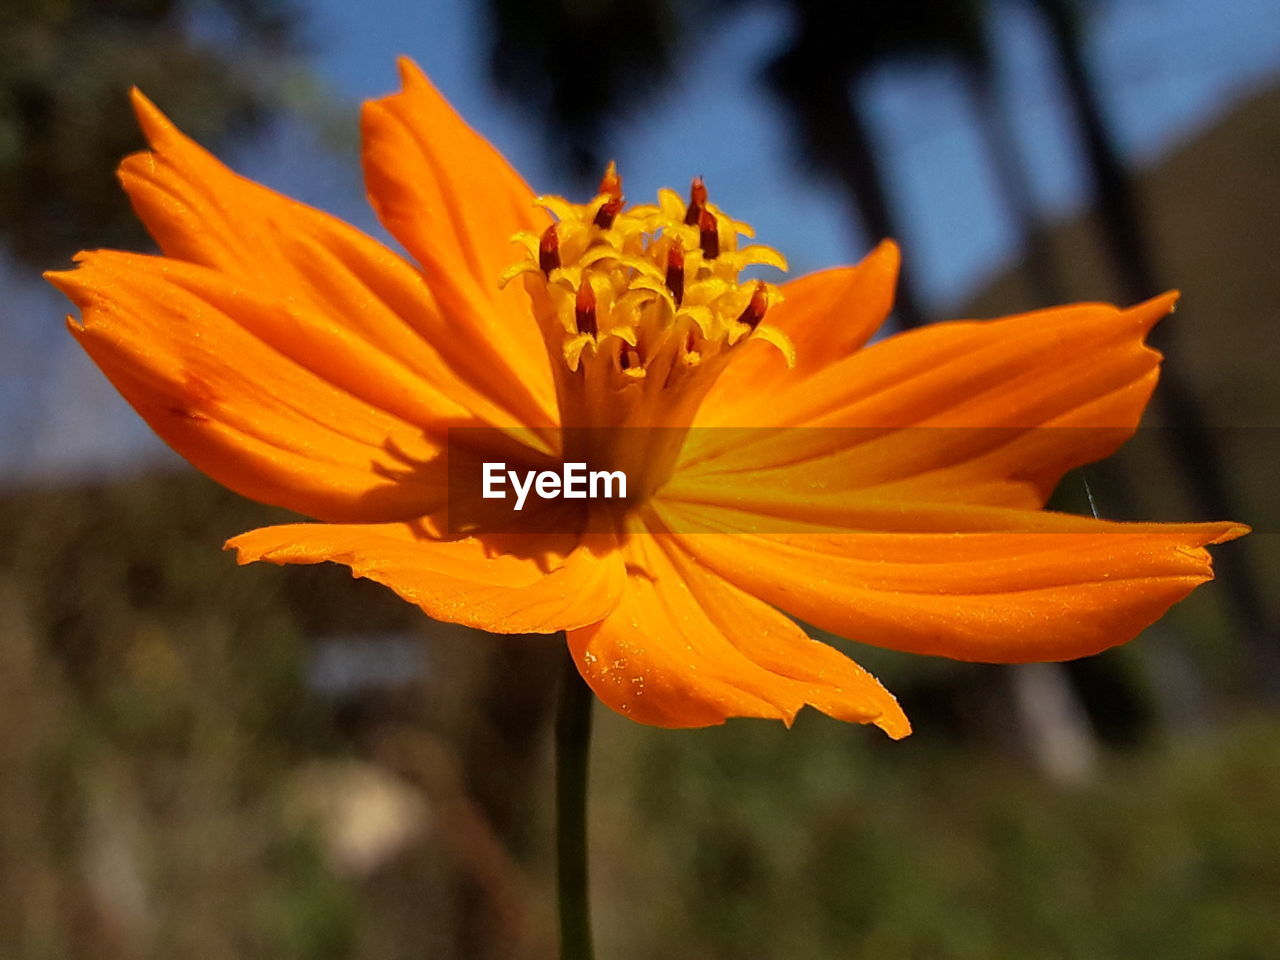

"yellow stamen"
[684,176,707,226]
[698,208,720,260]
[665,239,685,305]
[538,224,560,275]
[593,164,624,229]
[736,281,769,328]
[598,160,622,200]
[509,166,793,497]
[575,279,598,337]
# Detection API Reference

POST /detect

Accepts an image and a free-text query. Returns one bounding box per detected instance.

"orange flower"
[47,60,1246,738]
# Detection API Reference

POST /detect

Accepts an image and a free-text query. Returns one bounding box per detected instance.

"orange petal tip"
[223,535,261,566]
[863,238,902,280]
[395,55,429,89]
[877,710,912,740]
[43,268,88,305]
[1212,521,1251,543]
[870,237,901,262]
[1130,290,1180,333]
[127,87,172,144]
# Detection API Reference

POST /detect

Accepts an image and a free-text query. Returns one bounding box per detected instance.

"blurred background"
[1,0,1278,957]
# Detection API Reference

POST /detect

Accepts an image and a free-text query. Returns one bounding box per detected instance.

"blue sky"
[293,0,1280,300]
[6,0,1280,480]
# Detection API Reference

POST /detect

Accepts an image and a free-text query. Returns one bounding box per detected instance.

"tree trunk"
[840,80,930,328]
[960,52,1066,305]
[769,36,930,328]
[1031,0,1275,698]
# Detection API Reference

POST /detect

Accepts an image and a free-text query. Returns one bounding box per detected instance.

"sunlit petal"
[659,498,1247,662]
[229,519,625,634]
[361,58,556,418]
[567,514,909,734]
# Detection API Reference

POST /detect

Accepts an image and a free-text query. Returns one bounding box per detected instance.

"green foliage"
[0,473,424,960]
[593,710,1280,960]
[0,467,1272,960]
[257,832,363,960]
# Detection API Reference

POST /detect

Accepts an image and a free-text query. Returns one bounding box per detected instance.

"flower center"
[502,165,794,500]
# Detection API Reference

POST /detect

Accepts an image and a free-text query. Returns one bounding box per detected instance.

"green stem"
[556,649,595,960]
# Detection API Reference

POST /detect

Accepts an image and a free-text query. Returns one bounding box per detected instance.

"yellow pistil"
[501,168,794,498]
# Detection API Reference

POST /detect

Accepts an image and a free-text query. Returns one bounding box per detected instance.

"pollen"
[502,166,791,379]
[501,165,793,495]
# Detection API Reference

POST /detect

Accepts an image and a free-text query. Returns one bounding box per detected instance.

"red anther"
[598,160,622,200]
[698,208,720,259]
[684,176,707,225]
[575,281,598,337]
[665,240,685,305]
[593,194,623,229]
[539,225,560,275]
[735,281,769,328]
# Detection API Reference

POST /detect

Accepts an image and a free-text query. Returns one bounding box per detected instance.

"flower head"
[47,59,1246,738]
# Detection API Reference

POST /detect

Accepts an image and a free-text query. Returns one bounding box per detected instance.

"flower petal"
[658,499,1248,663]
[677,295,1174,510]
[49,252,450,522]
[227,520,625,634]
[116,86,555,432]
[361,59,555,412]
[768,294,1172,430]
[566,514,910,734]
[697,240,898,427]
